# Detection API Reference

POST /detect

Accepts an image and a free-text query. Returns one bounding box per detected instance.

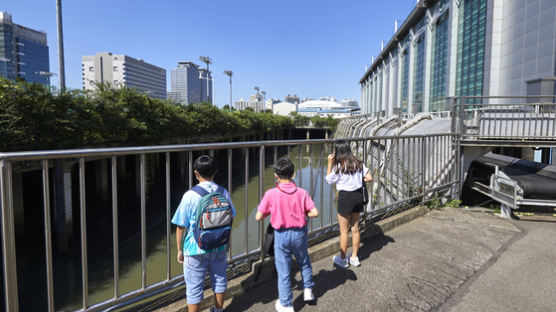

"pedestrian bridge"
[0,133,459,311]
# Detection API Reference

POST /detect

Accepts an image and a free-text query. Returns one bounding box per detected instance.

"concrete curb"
[153,206,429,312]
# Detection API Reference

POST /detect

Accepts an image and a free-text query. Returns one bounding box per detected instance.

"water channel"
[15,143,338,311]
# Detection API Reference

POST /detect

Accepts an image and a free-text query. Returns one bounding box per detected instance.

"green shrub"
[0,78,294,151]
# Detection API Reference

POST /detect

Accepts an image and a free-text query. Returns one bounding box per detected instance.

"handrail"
[448,95,556,99]
[451,96,556,143]
[0,133,458,161]
[1,133,459,312]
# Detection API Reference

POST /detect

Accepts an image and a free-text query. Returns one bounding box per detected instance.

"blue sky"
[4,0,417,107]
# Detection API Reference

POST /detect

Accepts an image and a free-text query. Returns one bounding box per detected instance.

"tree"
[0,78,295,151]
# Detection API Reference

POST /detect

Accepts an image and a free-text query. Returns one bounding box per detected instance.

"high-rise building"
[360,0,556,116]
[0,12,50,85]
[234,92,265,111]
[284,94,300,104]
[82,52,166,99]
[168,61,212,105]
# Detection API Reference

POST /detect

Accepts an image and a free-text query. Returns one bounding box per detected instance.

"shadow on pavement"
[224,228,395,311]
[358,232,396,262]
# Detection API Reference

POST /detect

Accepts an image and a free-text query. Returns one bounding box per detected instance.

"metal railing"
[451,96,556,143]
[0,134,459,312]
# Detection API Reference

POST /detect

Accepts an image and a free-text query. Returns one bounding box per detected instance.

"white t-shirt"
[325,164,369,191]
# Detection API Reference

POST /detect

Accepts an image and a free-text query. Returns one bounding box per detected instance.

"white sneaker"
[275,299,294,312]
[333,254,349,268]
[347,252,361,267]
[303,288,315,301]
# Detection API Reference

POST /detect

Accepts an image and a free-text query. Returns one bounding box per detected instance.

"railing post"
[258,145,265,261]
[112,156,120,298]
[227,149,233,260]
[362,140,368,228]
[458,96,465,137]
[1,159,19,312]
[165,153,170,281]
[244,148,249,255]
[456,133,462,199]
[421,137,427,205]
[79,157,89,310]
[140,154,147,290]
[42,160,55,312]
[450,97,457,133]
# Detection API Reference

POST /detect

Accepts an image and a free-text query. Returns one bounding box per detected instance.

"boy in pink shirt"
[256,157,319,312]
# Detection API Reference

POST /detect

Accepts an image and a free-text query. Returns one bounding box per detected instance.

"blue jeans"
[183,250,228,305]
[274,226,314,307]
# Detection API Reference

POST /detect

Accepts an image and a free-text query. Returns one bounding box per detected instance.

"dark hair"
[333,139,362,175]
[194,155,218,179]
[274,157,294,179]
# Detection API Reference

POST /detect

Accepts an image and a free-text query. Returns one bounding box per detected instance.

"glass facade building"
[430,12,449,111]
[456,0,487,99]
[412,35,426,113]
[0,12,50,85]
[401,49,410,112]
[168,61,212,105]
[360,0,556,116]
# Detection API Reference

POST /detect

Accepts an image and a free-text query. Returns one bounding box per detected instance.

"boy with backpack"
[255,157,319,312]
[172,155,236,312]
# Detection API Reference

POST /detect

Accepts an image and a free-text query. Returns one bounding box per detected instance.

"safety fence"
[0,134,459,311]
[450,96,556,143]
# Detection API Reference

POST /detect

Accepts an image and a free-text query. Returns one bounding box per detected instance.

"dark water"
[14,143,337,311]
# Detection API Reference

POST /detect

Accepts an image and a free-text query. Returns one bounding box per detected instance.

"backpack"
[191,185,233,250]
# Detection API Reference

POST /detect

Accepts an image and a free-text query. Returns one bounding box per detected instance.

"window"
[401,49,410,112]
[413,34,426,113]
[113,66,118,72]
[456,0,487,102]
[89,66,94,72]
[430,12,449,111]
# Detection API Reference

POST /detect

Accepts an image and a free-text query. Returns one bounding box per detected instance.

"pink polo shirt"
[258,182,315,230]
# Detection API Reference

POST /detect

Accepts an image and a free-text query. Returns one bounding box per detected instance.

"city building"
[0,12,50,85]
[266,98,280,110]
[235,91,265,111]
[298,97,360,118]
[82,52,166,99]
[360,0,556,116]
[168,61,212,105]
[284,94,300,104]
[234,98,250,110]
[272,101,297,116]
[339,98,359,107]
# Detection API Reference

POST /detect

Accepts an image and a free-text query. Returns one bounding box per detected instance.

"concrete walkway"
[217,208,556,312]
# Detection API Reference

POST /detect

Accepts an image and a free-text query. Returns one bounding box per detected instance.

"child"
[172,155,236,312]
[325,140,373,268]
[256,157,319,312]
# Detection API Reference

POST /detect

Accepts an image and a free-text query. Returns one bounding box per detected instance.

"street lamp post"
[56,0,66,92]
[254,86,260,112]
[261,91,266,112]
[224,70,233,112]
[199,56,212,105]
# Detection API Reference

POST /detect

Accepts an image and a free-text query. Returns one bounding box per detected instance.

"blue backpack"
[191,185,233,250]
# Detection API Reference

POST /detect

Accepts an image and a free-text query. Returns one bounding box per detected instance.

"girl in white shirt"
[325,140,373,268]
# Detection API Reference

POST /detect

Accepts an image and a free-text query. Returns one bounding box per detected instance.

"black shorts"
[337,188,364,217]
